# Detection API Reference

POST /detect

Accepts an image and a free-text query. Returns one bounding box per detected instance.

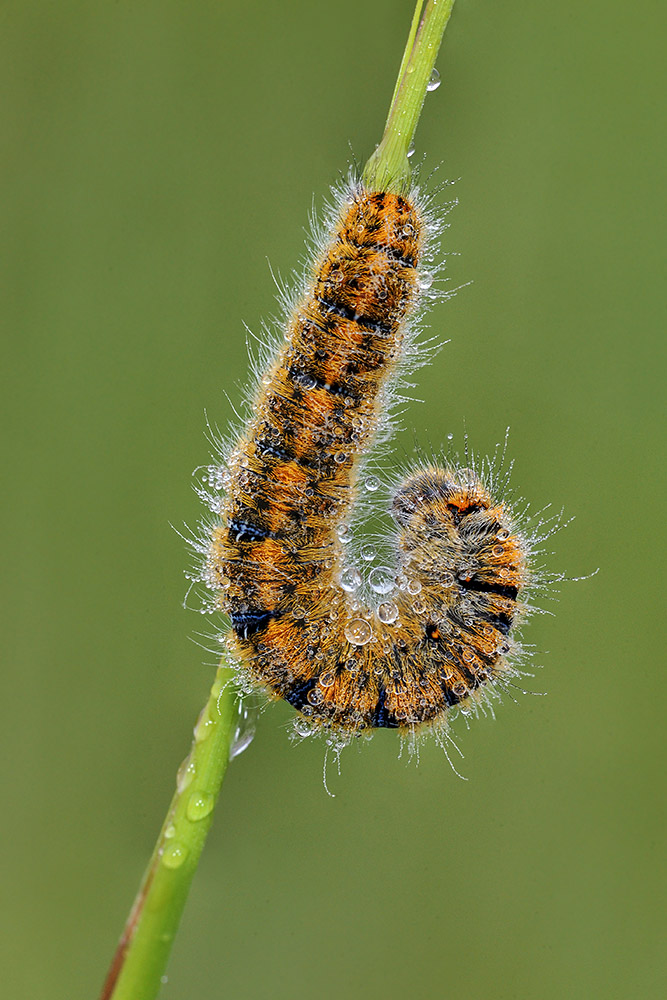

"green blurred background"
[2,2,664,997]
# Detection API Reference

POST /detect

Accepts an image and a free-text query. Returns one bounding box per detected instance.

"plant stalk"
[100,664,237,999]
[363,0,456,192]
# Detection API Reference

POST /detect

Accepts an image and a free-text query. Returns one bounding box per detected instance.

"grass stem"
[100,664,237,999]
[363,0,456,192]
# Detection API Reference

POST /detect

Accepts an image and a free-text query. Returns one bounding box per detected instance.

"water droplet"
[334,451,348,464]
[230,696,258,760]
[441,571,455,586]
[377,601,399,624]
[407,142,416,158]
[164,824,176,839]
[162,841,188,869]
[301,373,317,389]
[497,528,510,540]
[447,432,454,441]
[492,545,505,557]
[361,543,377,562]
[337,523,353,543]
[418,272,433,290]
[340,567,362,592]
[319,670,335,687]
[369,565,395,595]
[344,619,373,646]
[413,600,426,614]
[407,579,422,595]
[186,791,215,822]
[194,705,215,743]
[293,717,313,737]
[364,475,380,492]
[176,754,196,793]
[427,68,441,92]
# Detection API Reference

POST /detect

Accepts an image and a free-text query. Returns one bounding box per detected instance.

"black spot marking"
[284,676,318,711]
[230,607,274,640]
[440,680,462,707]
[457,576,519,601]
[335,237,416,270]
[447,502,484,526]
[425,622,441,641]
[255,437,312,468]
[228,518,273,544]
[459,503,484,517]
[255,438,294,462]
[371,685,399,728]
[316,296,392,338]
[476,609,514,635]
[287,366,361,403]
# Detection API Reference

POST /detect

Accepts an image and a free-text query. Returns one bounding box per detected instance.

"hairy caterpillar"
[191,176,552,751]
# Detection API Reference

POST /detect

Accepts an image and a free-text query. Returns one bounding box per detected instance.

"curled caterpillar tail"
[197,180,532,741]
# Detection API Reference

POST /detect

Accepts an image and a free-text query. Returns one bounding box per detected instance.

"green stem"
[100,664,237,1000]
[363,0,456,192]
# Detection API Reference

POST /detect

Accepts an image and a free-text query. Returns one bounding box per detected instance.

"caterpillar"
[192,176,548,751]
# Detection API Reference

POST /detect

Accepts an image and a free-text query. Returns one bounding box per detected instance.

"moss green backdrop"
[2,2,664,998]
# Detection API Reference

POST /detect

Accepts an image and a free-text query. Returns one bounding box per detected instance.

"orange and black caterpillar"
[196,179,534,742]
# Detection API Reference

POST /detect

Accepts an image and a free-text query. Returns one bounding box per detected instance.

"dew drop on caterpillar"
[192,178,552,752]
